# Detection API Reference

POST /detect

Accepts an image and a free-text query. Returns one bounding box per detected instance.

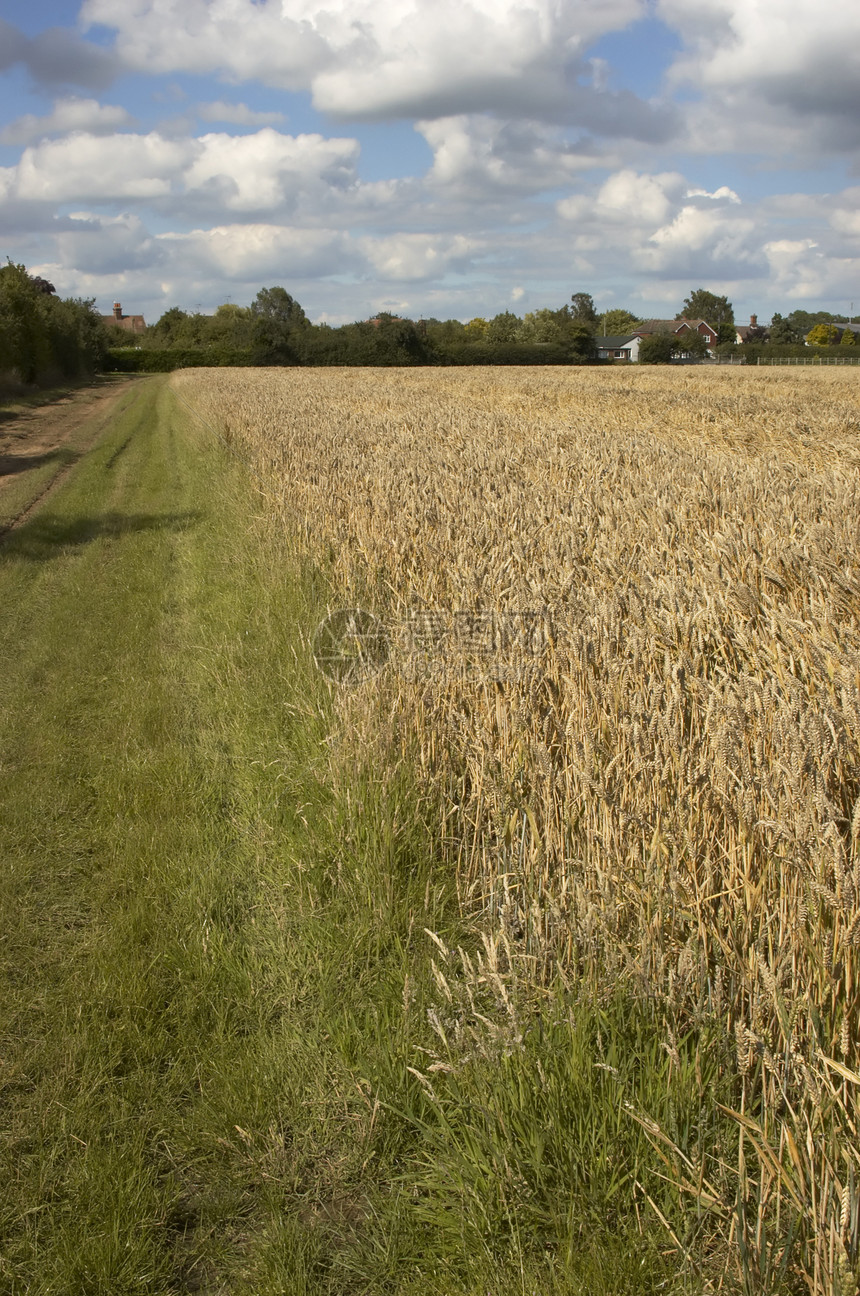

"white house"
[596,334,642,361]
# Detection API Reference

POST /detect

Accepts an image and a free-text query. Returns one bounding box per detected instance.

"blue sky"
[1,0,858,325]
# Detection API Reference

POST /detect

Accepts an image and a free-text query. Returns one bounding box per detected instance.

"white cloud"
[419,115,611,196]
[0,97,134,145]
[15,133,191,201]
[828,189,860,239]
[80,0,657,126]
[659,0,860,154]
[3,128,360,214]
[159,223,352,279]
[637,203,761,276]
[686,186,740,204]
[360,232,479,280]
[196,101,286,127]
[558,169,684,226]
[184,129,359,212]
[762,238,854,301]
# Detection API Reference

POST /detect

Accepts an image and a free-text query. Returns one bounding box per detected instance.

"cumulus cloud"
[762,238,855,301]
[160,223,352,279]
[419,116,613,196]
[558,169,685,226]
[659,0,860,153]
[0,98,134,146]
[636,203,763,278]
[79,0,675,130]
[14,133,193,203]
[359,232,479,280]
[4,128,361,215]
[184,130,359,212]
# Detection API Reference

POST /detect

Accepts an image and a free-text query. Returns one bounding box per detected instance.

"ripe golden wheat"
[174,364,860,1293]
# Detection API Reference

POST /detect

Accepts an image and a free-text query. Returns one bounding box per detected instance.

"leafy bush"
[638,333,677,364]
[435,342,586,366]
[105,348,257,372]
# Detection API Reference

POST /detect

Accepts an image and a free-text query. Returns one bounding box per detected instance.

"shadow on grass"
[0,448,77,477]
[0,509,203,560]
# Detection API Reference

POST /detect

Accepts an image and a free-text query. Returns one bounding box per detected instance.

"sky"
[1,0,859,326]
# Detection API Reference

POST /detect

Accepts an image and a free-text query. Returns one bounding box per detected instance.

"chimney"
[113,302,122,320]
[750,313,757,328]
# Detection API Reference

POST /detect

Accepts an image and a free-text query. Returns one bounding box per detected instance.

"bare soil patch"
[0,377,138,532]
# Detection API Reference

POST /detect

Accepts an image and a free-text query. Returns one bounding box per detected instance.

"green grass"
[0,374,759,1294]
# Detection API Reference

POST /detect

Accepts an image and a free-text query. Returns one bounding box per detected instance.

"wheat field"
[175,364,860,1293]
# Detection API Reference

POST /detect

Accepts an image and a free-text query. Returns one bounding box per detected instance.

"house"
[101,301,146,334]
[633,318,719,349]
[735,314,762,343]
[596,334,641,362]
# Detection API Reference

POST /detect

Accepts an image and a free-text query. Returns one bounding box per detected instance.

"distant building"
[633,318,719,348]
[101,301,146,334]
[735,314,760,343]
[596,334,641,362]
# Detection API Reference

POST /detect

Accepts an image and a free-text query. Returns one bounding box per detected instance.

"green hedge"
[433,342,586,366]
[106,348,258,372]
[106,342,596,372]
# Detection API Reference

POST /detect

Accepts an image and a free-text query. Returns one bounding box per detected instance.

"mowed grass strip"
[0,375,339,1294]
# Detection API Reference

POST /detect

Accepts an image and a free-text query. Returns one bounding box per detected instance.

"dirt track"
[0,377,138,533]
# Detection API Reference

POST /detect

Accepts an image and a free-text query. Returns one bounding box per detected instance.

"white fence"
[758,356,860,365]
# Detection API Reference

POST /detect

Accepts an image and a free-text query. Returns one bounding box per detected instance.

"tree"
[463,317,489,341]
[678,289,734,327]
[638,333,677,364]
[598,308,641,336]
[252,285,307,330]
[251,286,308,361]
[806,323,840,346]
[520,308,568,344]
[487,311,521,344]
[768,313,802,345]
[569,292,598,327]
[568,322,597,361]
[789,309,847,335]
[147,307,190,346]
[674,329,710,360]
[209,302,254,348]
[840,326,856,347]
[0,261,51,382]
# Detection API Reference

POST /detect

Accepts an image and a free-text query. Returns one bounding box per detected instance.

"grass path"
[0,375,353,1293]
[0,375,720,1296]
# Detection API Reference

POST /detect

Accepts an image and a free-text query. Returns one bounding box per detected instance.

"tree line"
[3,264,856,386]
[117,285,857,370]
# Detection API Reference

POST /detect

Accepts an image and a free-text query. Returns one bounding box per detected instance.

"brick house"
[633,318,719,348]
[101,301,146,334]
